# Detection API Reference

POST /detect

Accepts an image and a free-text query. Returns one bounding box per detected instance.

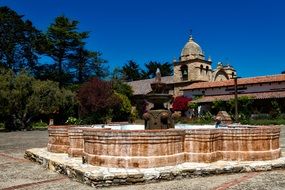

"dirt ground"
[1,127,285,190]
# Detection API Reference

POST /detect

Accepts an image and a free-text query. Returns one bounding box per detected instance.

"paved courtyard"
[1,127,285,190]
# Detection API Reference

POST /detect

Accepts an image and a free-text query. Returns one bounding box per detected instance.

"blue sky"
[1,0,285,77]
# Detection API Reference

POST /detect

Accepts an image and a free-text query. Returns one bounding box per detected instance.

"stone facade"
[173,36,235,84]
[173,59,212,83]
[128,35,236,99]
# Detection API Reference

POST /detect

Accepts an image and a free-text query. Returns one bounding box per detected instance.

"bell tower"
[173,36,212,83]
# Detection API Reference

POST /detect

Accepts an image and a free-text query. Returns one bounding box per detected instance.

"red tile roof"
[127,76,173,95]
[192,91,285,103]
[183,74,285,90]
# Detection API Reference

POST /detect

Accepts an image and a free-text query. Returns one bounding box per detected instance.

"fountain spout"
[155,68,161,83]
[143,68,174,130]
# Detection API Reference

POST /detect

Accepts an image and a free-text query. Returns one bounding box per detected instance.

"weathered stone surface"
[47,125,70,153]
[216,111,233,124]
[25,148,285,188]
[184,126,281,163]
[68,127,110,157]
[83,129,185,168]
[47,125,281,168]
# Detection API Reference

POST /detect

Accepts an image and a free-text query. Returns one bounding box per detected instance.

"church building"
[128,35,285,115]
[128,35,236,98]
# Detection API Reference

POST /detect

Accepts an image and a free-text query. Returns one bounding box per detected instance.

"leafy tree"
[69,46,108,83]
[46,15,88,86]
[112,79,133,99]
[270,99,282,118]
[0,68,75,130]
[211,100,228,114]
[121,60,142,81]
[188,102,199,117]
[112,92,132,121]
[0,6,46,73]
[228,96,253,120]
[142,61,173,79]
[34,63,58,80]
[111,67,124,80]
[77,78,118,123]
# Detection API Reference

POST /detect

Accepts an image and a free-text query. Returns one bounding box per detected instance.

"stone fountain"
[143,68,174,129]
[25,69,282,188]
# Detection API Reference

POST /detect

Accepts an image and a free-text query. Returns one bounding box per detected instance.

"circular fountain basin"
[47,124,281,168]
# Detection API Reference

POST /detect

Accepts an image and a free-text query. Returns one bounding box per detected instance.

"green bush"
[112,79,133,99]
[0,69,75,131]
[228,96,253,119]
[81,111,112,124]
[129,108,138,123]
[241,118,285,125]
[112,92,132,122]
[31,121,48,129]
[270,100,282,118]
[65,117,82,125]
[0,123,4,129]
[250,114,271,120]
[175,115,215,125]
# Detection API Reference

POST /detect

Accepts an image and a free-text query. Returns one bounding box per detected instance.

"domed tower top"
[180,36,205,61]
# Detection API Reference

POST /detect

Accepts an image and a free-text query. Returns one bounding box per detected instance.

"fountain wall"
[47,125,281,168]
[83,129,185,168]
[47,125,70,153]
[184,127,280,162]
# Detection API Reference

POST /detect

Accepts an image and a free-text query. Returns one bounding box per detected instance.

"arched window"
[232,72,235,78]
[206,66,209,74]
[181,65,188,81]
[200,65,203,74]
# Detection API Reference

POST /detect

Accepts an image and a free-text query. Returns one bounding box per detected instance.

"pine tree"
[69,46,108,83]
[46,16,88,86]
[121,60,142,81]
[0,6,46,73]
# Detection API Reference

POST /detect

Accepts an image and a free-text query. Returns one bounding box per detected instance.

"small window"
[232,72,235,78]
[206,66,209,74]
[200,65,203,74]
[181,65,188,81]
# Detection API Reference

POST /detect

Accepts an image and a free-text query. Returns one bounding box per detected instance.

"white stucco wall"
[183,81,285,98]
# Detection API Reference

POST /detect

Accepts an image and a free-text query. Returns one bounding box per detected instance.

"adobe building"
[128,35,285,115]
[128,35,236,96]
[172,36,236,96]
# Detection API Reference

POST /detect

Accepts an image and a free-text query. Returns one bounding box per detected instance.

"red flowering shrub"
[77,78,119,123]
[172,96,192,111]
